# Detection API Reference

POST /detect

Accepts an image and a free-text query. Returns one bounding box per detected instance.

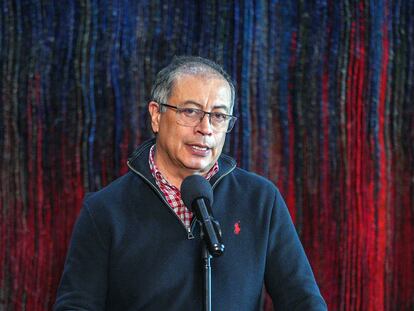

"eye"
[181,108,201,117]
[211,112,228,122]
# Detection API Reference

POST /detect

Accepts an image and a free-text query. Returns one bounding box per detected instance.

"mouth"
[191,145,209,151]
[187,143,212,155]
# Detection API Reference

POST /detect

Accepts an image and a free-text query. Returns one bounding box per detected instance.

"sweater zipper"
[127,161,195,240]
[127,160,236,240]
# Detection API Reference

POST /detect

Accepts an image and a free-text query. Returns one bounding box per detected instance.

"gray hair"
[150,56,236,112]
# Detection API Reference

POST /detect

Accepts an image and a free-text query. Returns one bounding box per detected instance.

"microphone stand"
[202,242,212,311]
[200,219,223,311]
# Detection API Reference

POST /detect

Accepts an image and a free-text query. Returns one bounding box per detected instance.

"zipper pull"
[187,228,194,240]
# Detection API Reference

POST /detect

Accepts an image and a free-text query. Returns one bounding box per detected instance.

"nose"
[196,113,213,135]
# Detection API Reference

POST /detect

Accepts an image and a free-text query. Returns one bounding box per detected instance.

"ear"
[148,101,161,133]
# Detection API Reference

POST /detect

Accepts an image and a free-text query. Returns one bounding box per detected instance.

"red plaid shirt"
[149,145,219,228]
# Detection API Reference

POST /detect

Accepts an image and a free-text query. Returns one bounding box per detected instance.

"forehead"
[170,74,232,109]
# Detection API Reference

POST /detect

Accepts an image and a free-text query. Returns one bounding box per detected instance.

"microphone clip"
[199,216,225,257]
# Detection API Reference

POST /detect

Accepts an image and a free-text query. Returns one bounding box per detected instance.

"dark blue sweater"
[54,139,327,310]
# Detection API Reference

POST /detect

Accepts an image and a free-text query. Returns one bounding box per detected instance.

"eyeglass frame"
[157,102,237,133]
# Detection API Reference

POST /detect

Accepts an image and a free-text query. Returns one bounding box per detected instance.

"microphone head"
[180,175,213,211]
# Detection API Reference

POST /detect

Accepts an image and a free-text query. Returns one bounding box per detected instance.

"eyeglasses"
[158,103,237,133]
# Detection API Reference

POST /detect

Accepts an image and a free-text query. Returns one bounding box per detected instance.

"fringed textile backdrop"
[1,1,413,310]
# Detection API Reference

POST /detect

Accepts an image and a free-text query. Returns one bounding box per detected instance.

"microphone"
[181,175,225,257]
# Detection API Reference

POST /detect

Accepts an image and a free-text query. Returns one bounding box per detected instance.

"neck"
[153,151,207,190]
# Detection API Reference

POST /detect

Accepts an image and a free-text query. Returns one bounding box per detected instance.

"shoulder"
[77,171,151,233]
[214,166,284,210]
[216,153,281,198]
[228,167,279,194]
[83,171,141,210]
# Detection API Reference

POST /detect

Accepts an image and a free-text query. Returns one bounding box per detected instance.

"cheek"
[166,126,190,151]
[159,117,180,139]
[214,134,227,152]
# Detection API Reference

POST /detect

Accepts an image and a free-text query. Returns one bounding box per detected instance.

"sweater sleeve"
[54,202,109,310]
[264,189,327,311]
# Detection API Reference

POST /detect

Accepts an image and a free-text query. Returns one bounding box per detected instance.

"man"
[54,56,327,310]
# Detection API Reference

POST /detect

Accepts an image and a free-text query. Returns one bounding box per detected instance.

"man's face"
[149,74,232,183]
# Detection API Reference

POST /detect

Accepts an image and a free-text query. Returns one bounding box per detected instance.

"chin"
[184,161,212,173]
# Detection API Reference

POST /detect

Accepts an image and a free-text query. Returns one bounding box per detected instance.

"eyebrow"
[181,100,230,113]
